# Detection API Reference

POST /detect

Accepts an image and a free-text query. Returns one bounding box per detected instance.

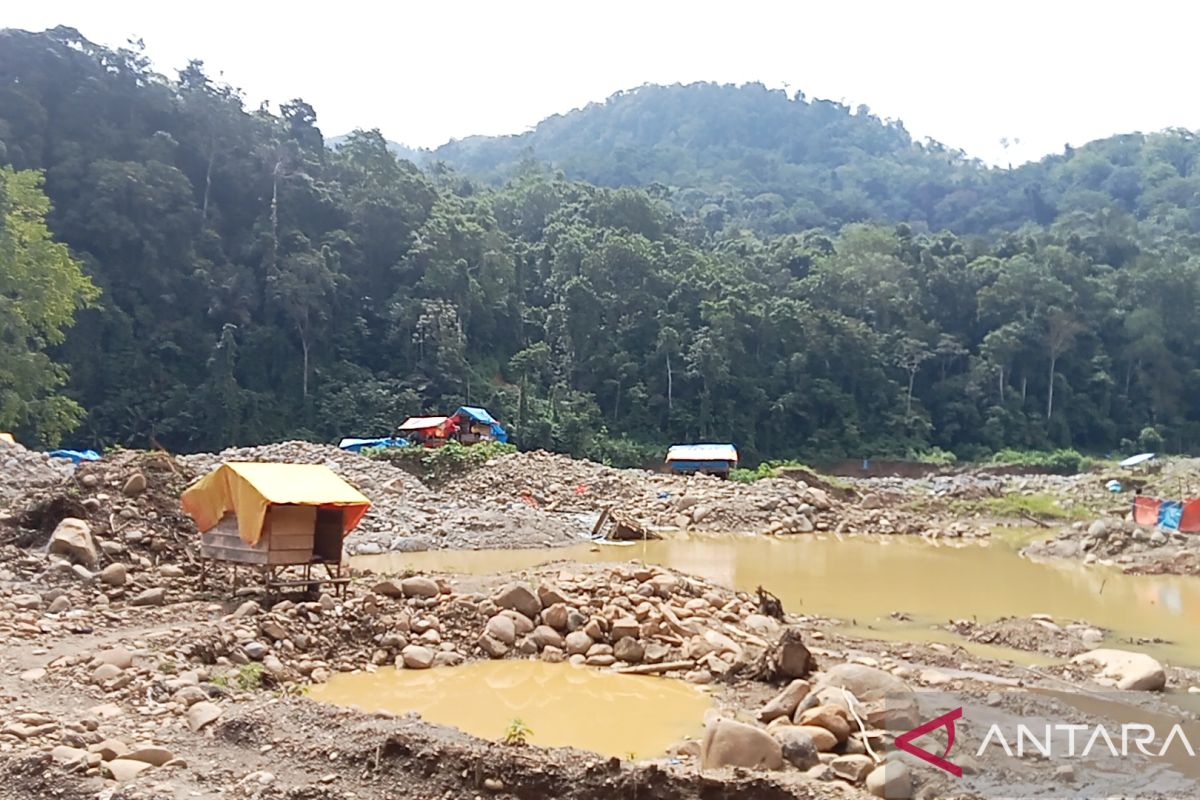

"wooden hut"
[181,463,371,595]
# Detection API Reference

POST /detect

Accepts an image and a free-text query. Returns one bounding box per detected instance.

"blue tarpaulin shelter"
[47,449,100,464]
[453,407,508,443]
[338,437,409,453]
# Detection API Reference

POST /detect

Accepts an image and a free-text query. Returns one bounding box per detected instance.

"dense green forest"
[1,26,1199,463]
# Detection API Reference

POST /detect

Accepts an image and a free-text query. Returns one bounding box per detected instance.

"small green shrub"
[367,440,516,482]
[989,448,1086,474]
[905,447,957,466]
[502,718,533,746]
[233,663,265,690]
[730,459,814,483]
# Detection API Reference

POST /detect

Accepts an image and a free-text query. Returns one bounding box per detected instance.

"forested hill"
[1,27,1199,463]
[433,82,1200,238]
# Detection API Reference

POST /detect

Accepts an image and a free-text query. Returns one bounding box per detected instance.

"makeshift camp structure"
[665,444,739,478]
[451,406,508,444]
[181,463,371,596]
[398,415,456,447]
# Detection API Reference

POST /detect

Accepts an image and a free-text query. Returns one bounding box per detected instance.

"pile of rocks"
[459,565,807,683]
[0,438,74,509]
[694,661,917,797]
[68,565,802,694]
[1022,516,1187,566]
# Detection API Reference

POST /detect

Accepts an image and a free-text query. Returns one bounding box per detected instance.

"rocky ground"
[2,443,1199,798]
[1023,515,1200,574]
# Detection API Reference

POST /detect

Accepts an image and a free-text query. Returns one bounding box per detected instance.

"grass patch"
[951,492,1093,521]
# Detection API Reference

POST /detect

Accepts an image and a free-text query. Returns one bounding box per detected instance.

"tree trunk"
[666,352,673,410]
[517,374,527,431]
[269,165,280,273]
[202,130,216,220]
[1021,375,1027,402]
[299,324,309,399]
[1046,355,1057,418]
[905,369,916,417]
[998,366,1005,402]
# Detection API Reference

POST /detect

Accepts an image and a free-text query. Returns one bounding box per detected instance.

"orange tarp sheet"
[1133,496,1161,526]
[181,462,370,546]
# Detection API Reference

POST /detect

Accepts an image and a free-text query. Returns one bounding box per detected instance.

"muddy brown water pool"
[354,532,1200,667]
[307,660,711,758]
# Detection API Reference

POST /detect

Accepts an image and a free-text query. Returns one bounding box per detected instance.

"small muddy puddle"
[308,661,710,758]
[355,534,1200,666]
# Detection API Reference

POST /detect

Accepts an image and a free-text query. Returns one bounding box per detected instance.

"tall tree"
[0,167,99,442]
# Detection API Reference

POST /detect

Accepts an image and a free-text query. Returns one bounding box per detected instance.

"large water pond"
[355,532,1200,666]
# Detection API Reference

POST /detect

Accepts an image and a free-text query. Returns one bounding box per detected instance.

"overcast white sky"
[5,1,1198,165]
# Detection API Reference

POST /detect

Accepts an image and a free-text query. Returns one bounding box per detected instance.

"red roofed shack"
[397,415,456,447]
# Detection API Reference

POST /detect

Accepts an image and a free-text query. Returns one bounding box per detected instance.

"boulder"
[124,747,174,767]
[543,603,569,631]
[105,758,152,781]
[47,595,70,614]
[831,754,875,783]
[541,646,565,663]
[98,563,127,587]
[477,633,511,662]
[700,718,784,770]
[92,663,123,683]
[122,473,148,497]
[371,580,405,598]
[94,647,134,670]
[611,617,640,640]
[186,702,222,732]
[92,740,130,761]
[401,645,435,669]
[537,583,570,607]
[529,625,565,651]
[816,663,913,728]
[501,609,535,636]
[758,679,811,722]
[401,576,440,598]
[48,519,98,569]
[12,594,41,610]
[493,583,541,619]
[703,629,742,657]
[51,746,87,765]
[485,614,517,646]
[772,726,820,769]
[564,631,593,656]
[796,704,850,743]
[1071,648,1166,691]
[613,637,644,663]
[242,641,269,661]
[866,761,913,798]
[130,587,166,606]
[796,725,838,752]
